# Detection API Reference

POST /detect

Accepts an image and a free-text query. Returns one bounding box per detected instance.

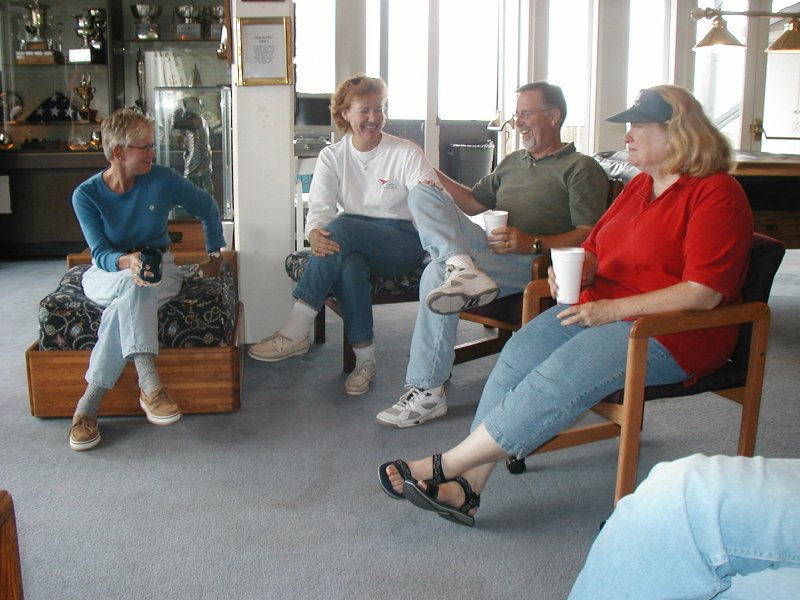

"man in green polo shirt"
[376,81,609,428]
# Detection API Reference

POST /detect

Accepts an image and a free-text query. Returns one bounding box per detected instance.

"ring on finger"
[505,241,510,248]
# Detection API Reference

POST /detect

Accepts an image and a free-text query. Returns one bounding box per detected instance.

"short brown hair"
[654,85,732,177]
[330,75,388,133]
[100,108,154,162]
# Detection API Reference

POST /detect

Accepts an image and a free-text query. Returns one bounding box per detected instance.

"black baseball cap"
[606,89,672,123]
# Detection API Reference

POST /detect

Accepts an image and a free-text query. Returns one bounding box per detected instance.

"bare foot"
[385,458,435,496]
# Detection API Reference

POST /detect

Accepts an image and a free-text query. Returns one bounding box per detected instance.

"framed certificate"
[236,17,293,85]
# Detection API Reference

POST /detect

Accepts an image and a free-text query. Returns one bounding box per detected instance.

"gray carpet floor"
[1,252,798,600]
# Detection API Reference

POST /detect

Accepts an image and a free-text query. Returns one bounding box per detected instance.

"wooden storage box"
[26,249,243,418]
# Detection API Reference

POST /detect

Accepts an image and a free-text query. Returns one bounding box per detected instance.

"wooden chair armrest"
[531,254,551,280]
[629,301,770,339]
[522,279,554,325]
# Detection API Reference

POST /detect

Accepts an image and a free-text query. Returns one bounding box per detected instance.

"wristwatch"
[208,250,222,259]
[532,238,543,254]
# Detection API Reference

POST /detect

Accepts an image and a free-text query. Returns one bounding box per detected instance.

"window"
[294,0,336,93]
[547,0,591,151]
[438,0,499,120]
[627,0,669,105]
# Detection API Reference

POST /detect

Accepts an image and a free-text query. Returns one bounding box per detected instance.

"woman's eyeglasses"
[127,143,157,152]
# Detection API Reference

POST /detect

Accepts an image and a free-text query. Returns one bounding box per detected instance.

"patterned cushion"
[285,250,424,297]
[38,263,238,351]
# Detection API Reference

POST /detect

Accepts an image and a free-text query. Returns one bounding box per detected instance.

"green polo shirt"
[471,142,608,236]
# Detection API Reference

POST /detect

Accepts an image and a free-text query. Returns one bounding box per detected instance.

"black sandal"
[403,474,481,527]
[378,454,447,500]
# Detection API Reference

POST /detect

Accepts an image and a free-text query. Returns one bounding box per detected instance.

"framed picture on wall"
[236,17,293,85]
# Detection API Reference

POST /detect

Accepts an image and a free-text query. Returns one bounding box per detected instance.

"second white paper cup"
[483,210,508,239]
[551,247,585,304]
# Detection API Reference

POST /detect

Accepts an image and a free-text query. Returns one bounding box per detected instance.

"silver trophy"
[175,6,202,40]
[23,1,50,49]
[73,13,94,48]
[88,8,106,51]
[206,5,225,41]
[130,4,161,40]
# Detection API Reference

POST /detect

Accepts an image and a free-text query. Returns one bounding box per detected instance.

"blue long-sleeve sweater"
[72,164,225,272]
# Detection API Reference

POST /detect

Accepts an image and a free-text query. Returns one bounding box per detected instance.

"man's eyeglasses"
[127,143,157,152]
[513,108,555,120]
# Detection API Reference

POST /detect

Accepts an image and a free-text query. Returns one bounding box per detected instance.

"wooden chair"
[0,491,24,600]
[454,178,625,365]
[507,232,785,504]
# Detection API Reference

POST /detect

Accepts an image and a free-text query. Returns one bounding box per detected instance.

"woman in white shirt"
[248,75,437,396]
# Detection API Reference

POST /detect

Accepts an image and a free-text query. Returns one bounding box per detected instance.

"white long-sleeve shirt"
[304,132,438,239]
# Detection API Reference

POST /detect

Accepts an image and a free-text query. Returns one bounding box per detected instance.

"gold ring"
[505,241,510,248]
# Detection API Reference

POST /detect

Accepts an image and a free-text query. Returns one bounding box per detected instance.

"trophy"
[88,8,106,51]
[130,4,162,40]
[175,6,202,41]
[70,10,105,63]
[129,47,147,114]
[74,72,97,123]
[205,5,225,41]
[17,1,63,64]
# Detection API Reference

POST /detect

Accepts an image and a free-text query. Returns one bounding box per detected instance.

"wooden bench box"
[26,250,243,418]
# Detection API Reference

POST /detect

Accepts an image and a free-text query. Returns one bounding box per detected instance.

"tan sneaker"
[139,386,182,425]
[345,360,377,396]
[248,332,310,362]
[69,413,101,451]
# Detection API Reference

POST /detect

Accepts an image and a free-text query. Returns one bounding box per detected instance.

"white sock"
[353,343,376,366]
[279,301,317,341]
[446,255,475,270]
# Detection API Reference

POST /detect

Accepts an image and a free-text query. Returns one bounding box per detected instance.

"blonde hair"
[100,108,154,162]
[654,85,732,177]
[330,75,388,133]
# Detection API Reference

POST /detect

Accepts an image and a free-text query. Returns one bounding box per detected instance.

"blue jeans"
[405,184,536,389]
[471,304,688,457]
[569,454,800,600]
[293,214,425,346]
[82,252,183,389]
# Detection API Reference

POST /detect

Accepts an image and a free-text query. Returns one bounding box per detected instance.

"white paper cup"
[483,210,508,239]
[551,247,585,304]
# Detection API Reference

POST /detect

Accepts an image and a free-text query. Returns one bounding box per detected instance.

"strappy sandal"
[378,454,447,501]
[403,474,481,527]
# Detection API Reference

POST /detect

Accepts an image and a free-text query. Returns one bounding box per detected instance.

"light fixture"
[487,109,514,132]
[690,6,800,53]
[768,17,800,53]
[693,15,745,51]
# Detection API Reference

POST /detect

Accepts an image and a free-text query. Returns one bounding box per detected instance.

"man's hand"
[487,226,531,254]
[197,253,223,279]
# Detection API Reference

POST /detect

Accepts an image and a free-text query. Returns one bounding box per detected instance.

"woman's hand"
[487,226,528,254]
[118,252,149,287]
[557,299,619,328]
[308,228,340,257]
[547,254,597,299]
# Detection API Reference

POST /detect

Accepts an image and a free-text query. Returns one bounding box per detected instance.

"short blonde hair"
[100,108,155,162]
[330,75,388,133]
[654,85,732,177]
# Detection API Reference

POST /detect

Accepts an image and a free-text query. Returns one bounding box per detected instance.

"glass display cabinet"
[153,85,233,220]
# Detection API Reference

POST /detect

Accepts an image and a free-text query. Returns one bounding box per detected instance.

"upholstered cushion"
[285,250,424,297]
[38,263,238,351]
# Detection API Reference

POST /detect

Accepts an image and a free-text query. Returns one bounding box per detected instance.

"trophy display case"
[153,85,233,220]
[0,0,112,151]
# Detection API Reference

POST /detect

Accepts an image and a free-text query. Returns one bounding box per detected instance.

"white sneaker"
[376,385,447,428]
[425,265,500,315]
[345,360,377,395]
[248,332,310,362]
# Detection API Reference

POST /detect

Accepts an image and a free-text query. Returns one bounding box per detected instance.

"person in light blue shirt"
[68,108,226,452]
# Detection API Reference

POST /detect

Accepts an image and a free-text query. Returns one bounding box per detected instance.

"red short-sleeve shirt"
[581,171,753,381]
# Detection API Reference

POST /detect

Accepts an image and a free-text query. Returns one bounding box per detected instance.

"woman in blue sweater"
[69,108,226,451]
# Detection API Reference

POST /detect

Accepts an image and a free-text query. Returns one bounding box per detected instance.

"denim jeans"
[82,252,183,389]
[569,454,800,600]
[293,214,426,346]
[471,304,688,457]
[405,184,536,389]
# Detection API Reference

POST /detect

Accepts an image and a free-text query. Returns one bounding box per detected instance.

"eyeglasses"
[513,108,555,120]
[127,143,156,152]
